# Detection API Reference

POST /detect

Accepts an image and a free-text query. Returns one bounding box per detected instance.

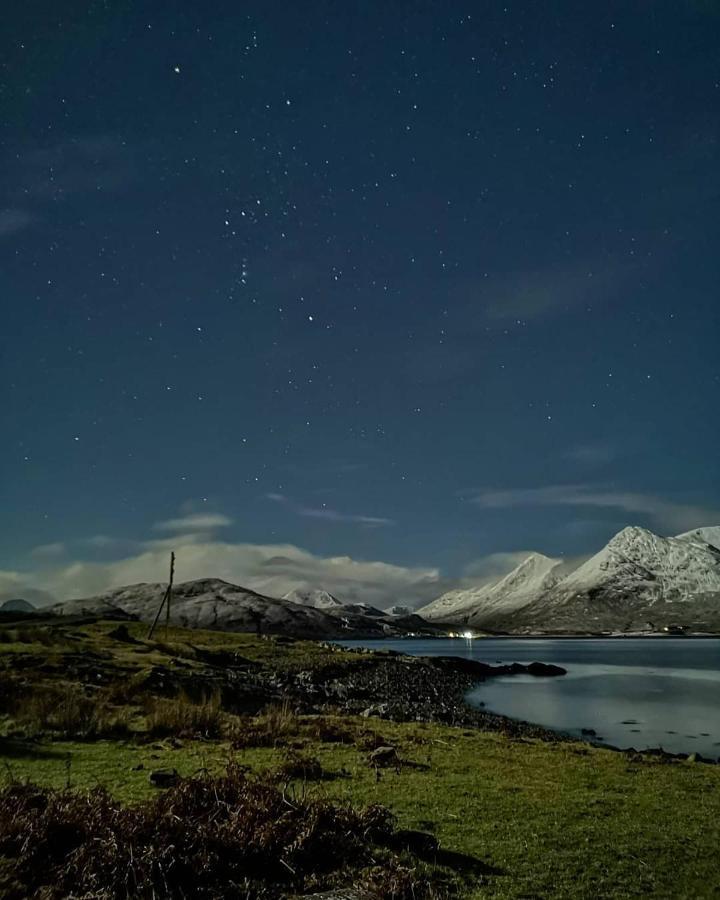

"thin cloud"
[298,507,394,527]
[483,258,633,321]
[29,542,66,559]
[154,513,233,533]
[469,484,720,533]
[564,442,618,466]
[266,493,394,528]
[17,136,135,201]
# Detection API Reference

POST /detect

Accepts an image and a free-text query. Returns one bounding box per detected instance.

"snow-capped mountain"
[419,526,720,633]
[418,553,567,625]
[282,588,343,610]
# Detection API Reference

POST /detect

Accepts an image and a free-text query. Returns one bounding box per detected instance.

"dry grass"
[231,703,357,749]
[0,763,444,899]
[270,751,326,782]
[14,684,131,739]
[144,689,224,738]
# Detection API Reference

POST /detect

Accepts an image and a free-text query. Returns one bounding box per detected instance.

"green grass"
[0,618,368,680]
[2,618,719,898]
[3,719,719,899]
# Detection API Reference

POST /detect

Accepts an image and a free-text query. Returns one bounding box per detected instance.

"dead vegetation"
[11,683,132,740]
[144,689,224,738]
[270,751,327,782]
[0,764,445,900]
[230,703,359,749]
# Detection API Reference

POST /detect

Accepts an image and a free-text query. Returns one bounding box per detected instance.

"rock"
[581,728,597,736]
[389,828,439,856]
[360,702,389,718]
[149,767,179,788]
[368,746,399,767]
[131,763,144,771]
[526,662,567,677]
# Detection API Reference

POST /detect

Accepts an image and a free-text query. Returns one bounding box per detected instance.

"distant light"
[462,630,474,640]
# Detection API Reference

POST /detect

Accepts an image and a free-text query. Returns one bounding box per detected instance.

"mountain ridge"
[51,578,440,639]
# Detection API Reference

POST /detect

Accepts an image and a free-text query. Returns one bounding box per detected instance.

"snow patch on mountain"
[676,526,720,552]
[282,588,343,609]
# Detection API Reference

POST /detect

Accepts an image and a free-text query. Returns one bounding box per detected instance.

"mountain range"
[418,525,720,633]
[51,578,440,639]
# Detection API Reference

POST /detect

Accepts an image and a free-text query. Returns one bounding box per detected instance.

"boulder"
[368,746,399,768]
[149,767,179,788]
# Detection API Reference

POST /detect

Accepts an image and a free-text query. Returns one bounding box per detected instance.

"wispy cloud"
[16,136,135,201]
[0,208,36,238]
[154,513,233,533]
[481,258,631,322]
[266,493,394,528]
[469,484,720,533]
[29,542,66,559]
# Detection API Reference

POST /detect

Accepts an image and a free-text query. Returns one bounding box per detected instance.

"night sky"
[2,2,719,606]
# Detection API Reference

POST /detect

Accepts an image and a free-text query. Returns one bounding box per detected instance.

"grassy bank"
[1,618,719,898]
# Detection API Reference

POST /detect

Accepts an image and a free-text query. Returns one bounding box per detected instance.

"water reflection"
[340,637,720,758]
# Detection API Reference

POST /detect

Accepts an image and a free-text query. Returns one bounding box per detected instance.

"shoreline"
[378,632,720,640]
[328,642,719,765]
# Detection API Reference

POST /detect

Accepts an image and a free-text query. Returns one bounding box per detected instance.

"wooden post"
[147,552,175,640]
[165,551,175,638]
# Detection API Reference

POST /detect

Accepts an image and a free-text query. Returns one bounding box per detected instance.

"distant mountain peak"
[0,598,35,613]
[419,524,720,633]
[282,588,343,610]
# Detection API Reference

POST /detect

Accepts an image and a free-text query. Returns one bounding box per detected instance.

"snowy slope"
[418,553,567,625]
[676,526,720,552]
[557,526,720,603]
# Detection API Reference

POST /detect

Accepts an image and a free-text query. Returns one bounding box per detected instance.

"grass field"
[1,619,719,898]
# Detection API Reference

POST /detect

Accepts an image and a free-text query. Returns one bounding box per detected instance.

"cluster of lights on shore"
[446,630,476,640]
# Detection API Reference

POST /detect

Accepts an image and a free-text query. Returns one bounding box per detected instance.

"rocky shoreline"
[260,644,568,741]
[259,645,718,763]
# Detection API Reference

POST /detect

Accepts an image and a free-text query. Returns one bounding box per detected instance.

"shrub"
[271,751,325,782]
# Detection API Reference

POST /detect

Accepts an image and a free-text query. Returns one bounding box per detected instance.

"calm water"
[339,637,720,757]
